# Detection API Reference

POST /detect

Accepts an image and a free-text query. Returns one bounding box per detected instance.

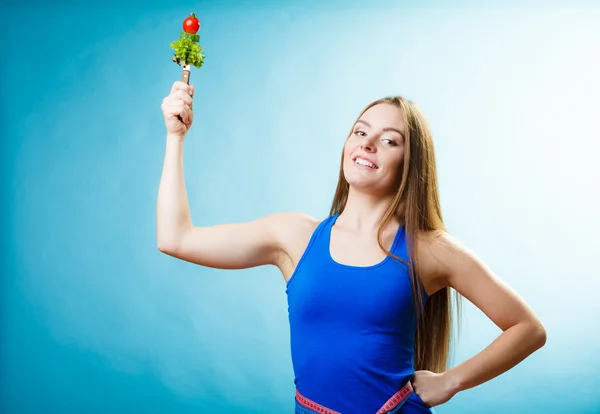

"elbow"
[157,229,182,255]
[157,240,169,254]
[157,225,190,255]
[531,322,547,350]
[538,324,547,349]
[157,238,178,255]
[157,241,169,254]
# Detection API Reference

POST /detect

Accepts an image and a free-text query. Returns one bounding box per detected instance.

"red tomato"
[183,13,200,34]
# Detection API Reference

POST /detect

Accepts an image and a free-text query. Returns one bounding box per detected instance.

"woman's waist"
[294,370,415,414]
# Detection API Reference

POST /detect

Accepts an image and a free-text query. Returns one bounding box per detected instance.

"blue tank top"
[286,214,429,413]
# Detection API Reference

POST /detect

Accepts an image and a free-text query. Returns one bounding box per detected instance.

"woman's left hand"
[412,370,459,407]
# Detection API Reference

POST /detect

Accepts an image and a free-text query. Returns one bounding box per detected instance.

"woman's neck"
[336,187,397,233]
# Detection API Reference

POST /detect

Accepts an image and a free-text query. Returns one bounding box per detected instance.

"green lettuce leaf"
[170,32,205,68]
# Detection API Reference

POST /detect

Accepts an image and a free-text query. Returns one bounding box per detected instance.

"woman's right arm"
[156,81,298,270]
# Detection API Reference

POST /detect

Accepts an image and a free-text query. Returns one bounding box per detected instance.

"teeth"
[355,158,376,169]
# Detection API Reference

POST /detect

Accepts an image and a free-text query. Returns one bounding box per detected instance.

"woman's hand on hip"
[412,370,459,407]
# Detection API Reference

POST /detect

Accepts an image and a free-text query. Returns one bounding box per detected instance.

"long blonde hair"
[329,96,460,373]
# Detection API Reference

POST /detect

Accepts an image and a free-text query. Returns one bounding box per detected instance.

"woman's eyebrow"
[355,119,405,139]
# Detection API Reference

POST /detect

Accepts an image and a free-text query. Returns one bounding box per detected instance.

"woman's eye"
[354,130,366,137]
[383,139,397,146]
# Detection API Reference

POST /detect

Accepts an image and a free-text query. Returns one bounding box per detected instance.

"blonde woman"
[158,81,546,413]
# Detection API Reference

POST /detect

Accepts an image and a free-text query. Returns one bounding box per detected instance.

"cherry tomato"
[183,13,200,34]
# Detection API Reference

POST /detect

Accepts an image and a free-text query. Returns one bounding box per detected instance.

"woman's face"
[343,103,406,196]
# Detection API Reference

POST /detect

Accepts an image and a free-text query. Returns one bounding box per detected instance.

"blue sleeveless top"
[286,215,429,413]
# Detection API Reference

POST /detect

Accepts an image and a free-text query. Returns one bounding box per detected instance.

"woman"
[157,81,547,413]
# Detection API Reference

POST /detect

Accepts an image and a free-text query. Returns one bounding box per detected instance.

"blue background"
[2,0,599,413]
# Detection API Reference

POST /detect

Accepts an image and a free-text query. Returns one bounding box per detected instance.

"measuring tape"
[295,381,414,414]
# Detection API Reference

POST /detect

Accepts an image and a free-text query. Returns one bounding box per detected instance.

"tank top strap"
[389,223,407,258]
[313,214,338,246]
[300,214,338,257]
[286,215,338,290]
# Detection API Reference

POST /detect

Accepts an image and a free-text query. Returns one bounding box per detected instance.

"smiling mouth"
[353,157,378,169]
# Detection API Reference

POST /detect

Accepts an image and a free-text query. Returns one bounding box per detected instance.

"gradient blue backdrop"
[2,0,599,413]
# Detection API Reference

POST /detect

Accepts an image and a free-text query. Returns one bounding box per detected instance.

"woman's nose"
[360,138,377,152]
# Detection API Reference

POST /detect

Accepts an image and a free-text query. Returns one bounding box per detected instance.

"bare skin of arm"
[413,231,547,407]
[157,81,319,278]
[154,134,318,276]
[158,208,318,277]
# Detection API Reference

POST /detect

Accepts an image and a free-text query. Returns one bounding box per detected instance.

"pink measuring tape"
[295,381,415,414]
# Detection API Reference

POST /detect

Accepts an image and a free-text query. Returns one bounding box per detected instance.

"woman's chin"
[346,179,383,194]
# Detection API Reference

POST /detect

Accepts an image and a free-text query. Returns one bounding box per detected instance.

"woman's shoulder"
[414,228,459,294]
[415,229,465,259]
[265,212,322,242]
[414,228,485,295]
[264,211,322,228]
[264,212,323,277]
